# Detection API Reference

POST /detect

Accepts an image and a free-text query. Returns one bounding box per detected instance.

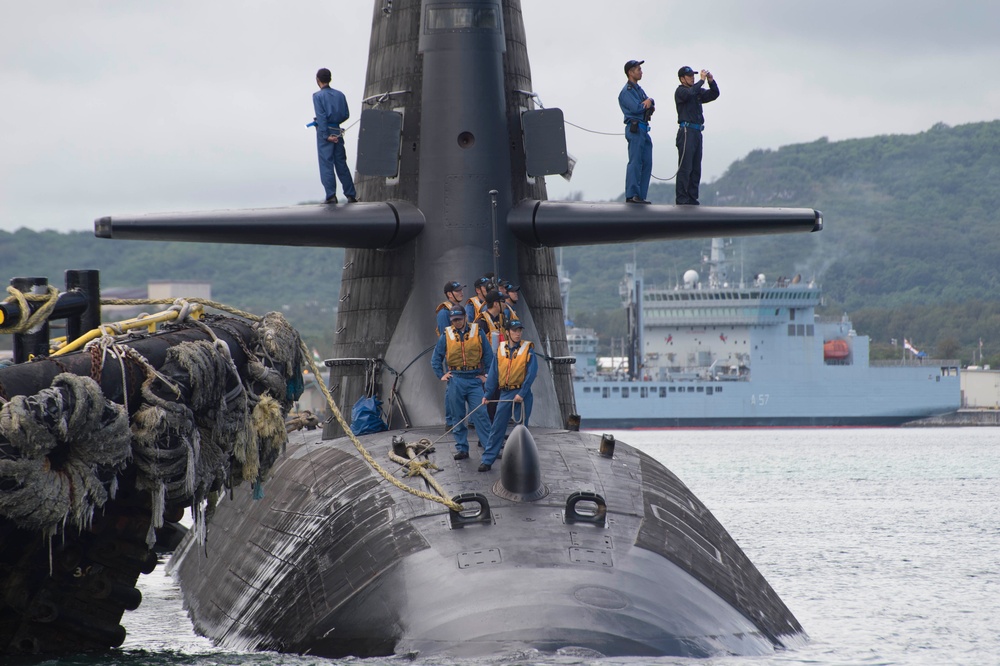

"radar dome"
[683,270,700,287]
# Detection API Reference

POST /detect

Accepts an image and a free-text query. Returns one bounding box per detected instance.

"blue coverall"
[481,343,537,466]
[313,85,356,201]
[619,81,653,201]
[431,325,495,454]
[674,78,720,205]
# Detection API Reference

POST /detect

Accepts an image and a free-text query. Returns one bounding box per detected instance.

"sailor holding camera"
[675,66,720,205]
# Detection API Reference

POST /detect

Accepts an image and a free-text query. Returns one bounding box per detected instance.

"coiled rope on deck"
[301,344,462,512]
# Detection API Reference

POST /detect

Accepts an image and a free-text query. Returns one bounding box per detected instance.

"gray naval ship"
[571,238,961,428]
[0,0,825,659]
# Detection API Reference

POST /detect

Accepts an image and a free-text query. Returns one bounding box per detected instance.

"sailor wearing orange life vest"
[435,280,466,336]
[476,290,507,422]
[465,275,493,321]
[479,319,537,471]
[476,290,507,346]
[431,307,495,460]
[501,280,520,320]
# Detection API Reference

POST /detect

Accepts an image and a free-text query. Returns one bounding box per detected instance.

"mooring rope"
[300,340,462,512]
[0,284,61,335]
[3,292,465,513]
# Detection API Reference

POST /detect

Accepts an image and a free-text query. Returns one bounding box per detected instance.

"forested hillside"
[560,120,1000,363]
[0,229,344,349]
[2,121,999,363]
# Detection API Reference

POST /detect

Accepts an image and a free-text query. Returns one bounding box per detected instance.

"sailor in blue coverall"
[431,307,495,460]
[479,319,537,471]
[674,65,720,205]
[619,59,654,204]
[313,68,357,204]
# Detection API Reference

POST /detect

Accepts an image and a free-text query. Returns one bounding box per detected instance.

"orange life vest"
[445,322,484,371]
[466,295,485,319]
[497,340,533,389]
[435,300,454,336]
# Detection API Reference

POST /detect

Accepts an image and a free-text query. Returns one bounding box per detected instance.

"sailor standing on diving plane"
[480,319,537,472]
[619,59,654,205]
[312,68,357,205]
[674,65,719,205]
[431,307,494,461]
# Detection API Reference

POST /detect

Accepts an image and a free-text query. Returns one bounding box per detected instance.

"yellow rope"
[100,297,260,321]
[0,285,61,334]
[52,304,205,356]
[301,338,462,512]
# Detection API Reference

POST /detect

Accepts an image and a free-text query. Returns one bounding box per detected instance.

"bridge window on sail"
[716,386,723,393]
[807,324,814,336]
[669,387,676,393]
[640,387,648,398]
[659,387,667,397]
[602,387,610,398]
[426,6,500,31]
[788,324,796,336]
[622,388,629,398]
[706,386,713,395]
[583,386,591,393]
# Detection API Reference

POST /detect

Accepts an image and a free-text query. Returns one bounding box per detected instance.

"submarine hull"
[171,426,803,658]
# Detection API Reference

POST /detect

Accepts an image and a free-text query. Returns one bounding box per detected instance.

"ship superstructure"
[574,239,960,427]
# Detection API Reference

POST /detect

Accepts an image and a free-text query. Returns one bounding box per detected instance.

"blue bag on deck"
[350,395,388,435]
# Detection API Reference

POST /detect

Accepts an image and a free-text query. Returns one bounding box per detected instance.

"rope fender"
[0,373,131,538]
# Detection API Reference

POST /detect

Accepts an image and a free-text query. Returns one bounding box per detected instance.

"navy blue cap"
[625,59,644,74]
[448,307,466,319]
[507,319,524,330]
[474,276,492,288]
[503,281,520,292]
[444,280,464,294]
[678,65,696,77]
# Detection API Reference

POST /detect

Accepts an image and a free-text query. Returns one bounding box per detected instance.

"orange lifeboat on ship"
[824,339,850,360]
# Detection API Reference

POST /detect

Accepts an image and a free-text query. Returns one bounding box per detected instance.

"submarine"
[0,0,822,659]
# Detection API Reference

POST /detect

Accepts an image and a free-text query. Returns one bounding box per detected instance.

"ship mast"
[706,237,733,289]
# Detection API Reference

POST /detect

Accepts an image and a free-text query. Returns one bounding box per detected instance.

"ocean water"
[51,427,999,666]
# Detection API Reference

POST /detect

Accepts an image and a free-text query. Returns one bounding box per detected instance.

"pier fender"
[0,373,131,538]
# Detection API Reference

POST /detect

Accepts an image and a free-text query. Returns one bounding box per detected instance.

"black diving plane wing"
[509,199,821,247]
[94,201,424,249]
[93,199,819,250]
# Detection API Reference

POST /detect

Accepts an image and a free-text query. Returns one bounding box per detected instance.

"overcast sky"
[2,1,999,232]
